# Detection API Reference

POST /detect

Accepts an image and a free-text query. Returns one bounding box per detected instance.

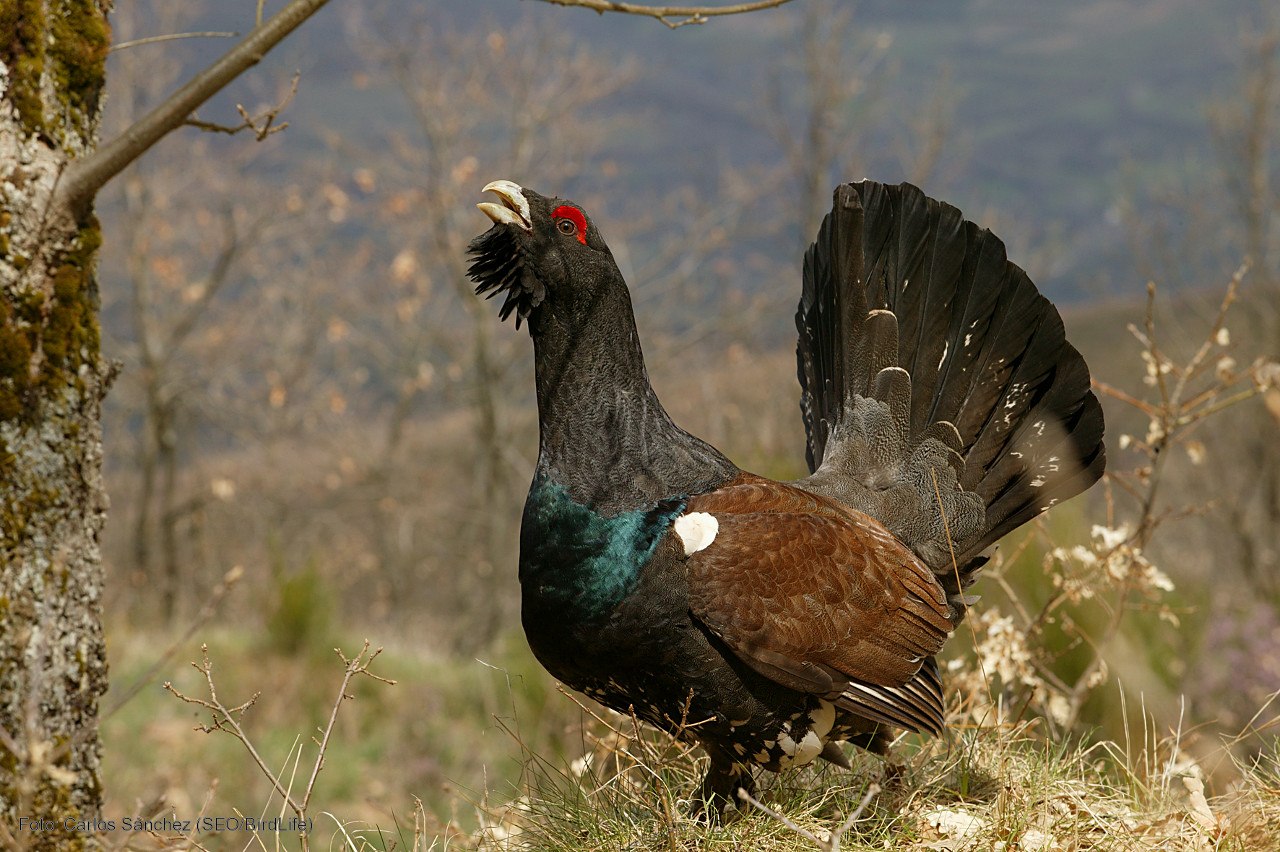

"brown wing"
[684,473,953,732]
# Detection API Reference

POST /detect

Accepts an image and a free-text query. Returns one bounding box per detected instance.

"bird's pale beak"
[478,180,532,231]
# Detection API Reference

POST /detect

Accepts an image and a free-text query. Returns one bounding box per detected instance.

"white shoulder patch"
[673,512,718,556]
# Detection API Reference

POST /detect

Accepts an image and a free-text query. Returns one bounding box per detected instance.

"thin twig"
[533,0,795,28]
[55,0,331,214]
[1091,379,1159,417]
[186,73,300,141]
[165,647,301,813]
[111,32,239,52]
[1170,265,1245,408]
[301,642,395,810]
[164,640,394,851]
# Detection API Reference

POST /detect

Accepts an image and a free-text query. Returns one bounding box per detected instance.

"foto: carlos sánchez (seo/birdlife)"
[466,178,1105,818]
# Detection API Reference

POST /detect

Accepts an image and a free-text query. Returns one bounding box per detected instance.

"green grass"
[99,624,583,843]
[98,622,1280,850]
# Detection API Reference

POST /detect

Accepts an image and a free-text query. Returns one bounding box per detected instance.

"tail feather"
[795,181,1105,600]
[923,235,1013,432]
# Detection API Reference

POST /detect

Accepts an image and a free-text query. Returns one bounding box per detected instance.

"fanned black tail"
[794,181,1105,619]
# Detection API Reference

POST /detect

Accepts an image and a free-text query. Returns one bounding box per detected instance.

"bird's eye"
[551,204,588,244]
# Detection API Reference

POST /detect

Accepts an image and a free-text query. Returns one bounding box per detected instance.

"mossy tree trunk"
[0,0,113,844]
[0,1,335,836]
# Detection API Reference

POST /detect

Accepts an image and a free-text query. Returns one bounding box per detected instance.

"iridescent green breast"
[518,475,685,620]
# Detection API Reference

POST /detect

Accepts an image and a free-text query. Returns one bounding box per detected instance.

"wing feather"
[683,475,951,701]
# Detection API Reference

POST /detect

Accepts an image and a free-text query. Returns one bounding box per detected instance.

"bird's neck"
[527,282,736,515]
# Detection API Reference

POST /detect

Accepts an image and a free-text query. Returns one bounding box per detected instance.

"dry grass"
[460,687,1280,851]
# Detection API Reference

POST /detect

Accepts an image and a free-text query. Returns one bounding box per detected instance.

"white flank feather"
[673,512,718,555]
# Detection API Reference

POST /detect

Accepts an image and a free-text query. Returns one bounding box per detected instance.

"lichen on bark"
[0,2,112,846]
[0,0,111,152]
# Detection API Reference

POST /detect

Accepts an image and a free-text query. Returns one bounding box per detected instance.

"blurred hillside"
[106,0,1263,302]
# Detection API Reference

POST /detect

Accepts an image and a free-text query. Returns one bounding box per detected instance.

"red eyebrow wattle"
[552,205,588,244]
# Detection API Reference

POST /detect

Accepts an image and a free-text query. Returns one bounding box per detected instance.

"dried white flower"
[1091,524,1131,550]
[1255,359,1280,391]
[1141,350,1158,377]
[1146,563,1175,593]
[1184,440,1205,465]
[1084,659,1108,690]
[1145,418,1166,446]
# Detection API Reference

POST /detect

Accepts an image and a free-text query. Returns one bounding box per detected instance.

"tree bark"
[0,1,113,845]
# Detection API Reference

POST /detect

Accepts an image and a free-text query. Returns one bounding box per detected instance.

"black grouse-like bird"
[467,179,1105,814]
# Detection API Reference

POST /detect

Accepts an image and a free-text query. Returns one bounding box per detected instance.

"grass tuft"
[471,707,1280,851]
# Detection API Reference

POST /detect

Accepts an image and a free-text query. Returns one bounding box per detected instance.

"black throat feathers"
[526,277,737,516]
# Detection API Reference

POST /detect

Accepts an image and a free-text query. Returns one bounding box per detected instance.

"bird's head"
[467,180,618,329]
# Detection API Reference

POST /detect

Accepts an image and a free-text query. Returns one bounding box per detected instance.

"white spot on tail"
[674,512,718,555]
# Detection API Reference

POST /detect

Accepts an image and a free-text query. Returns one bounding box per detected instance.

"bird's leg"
[690,753,754,822]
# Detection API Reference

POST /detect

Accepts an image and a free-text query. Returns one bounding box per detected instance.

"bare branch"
[532,0,795,28]
[165,647,300,813]
[55,0,331,214]
[163,641,393,852]
[163,207,251,353]
[185,72,300,141]
[110,31,240,52]
[301,642,394,811]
